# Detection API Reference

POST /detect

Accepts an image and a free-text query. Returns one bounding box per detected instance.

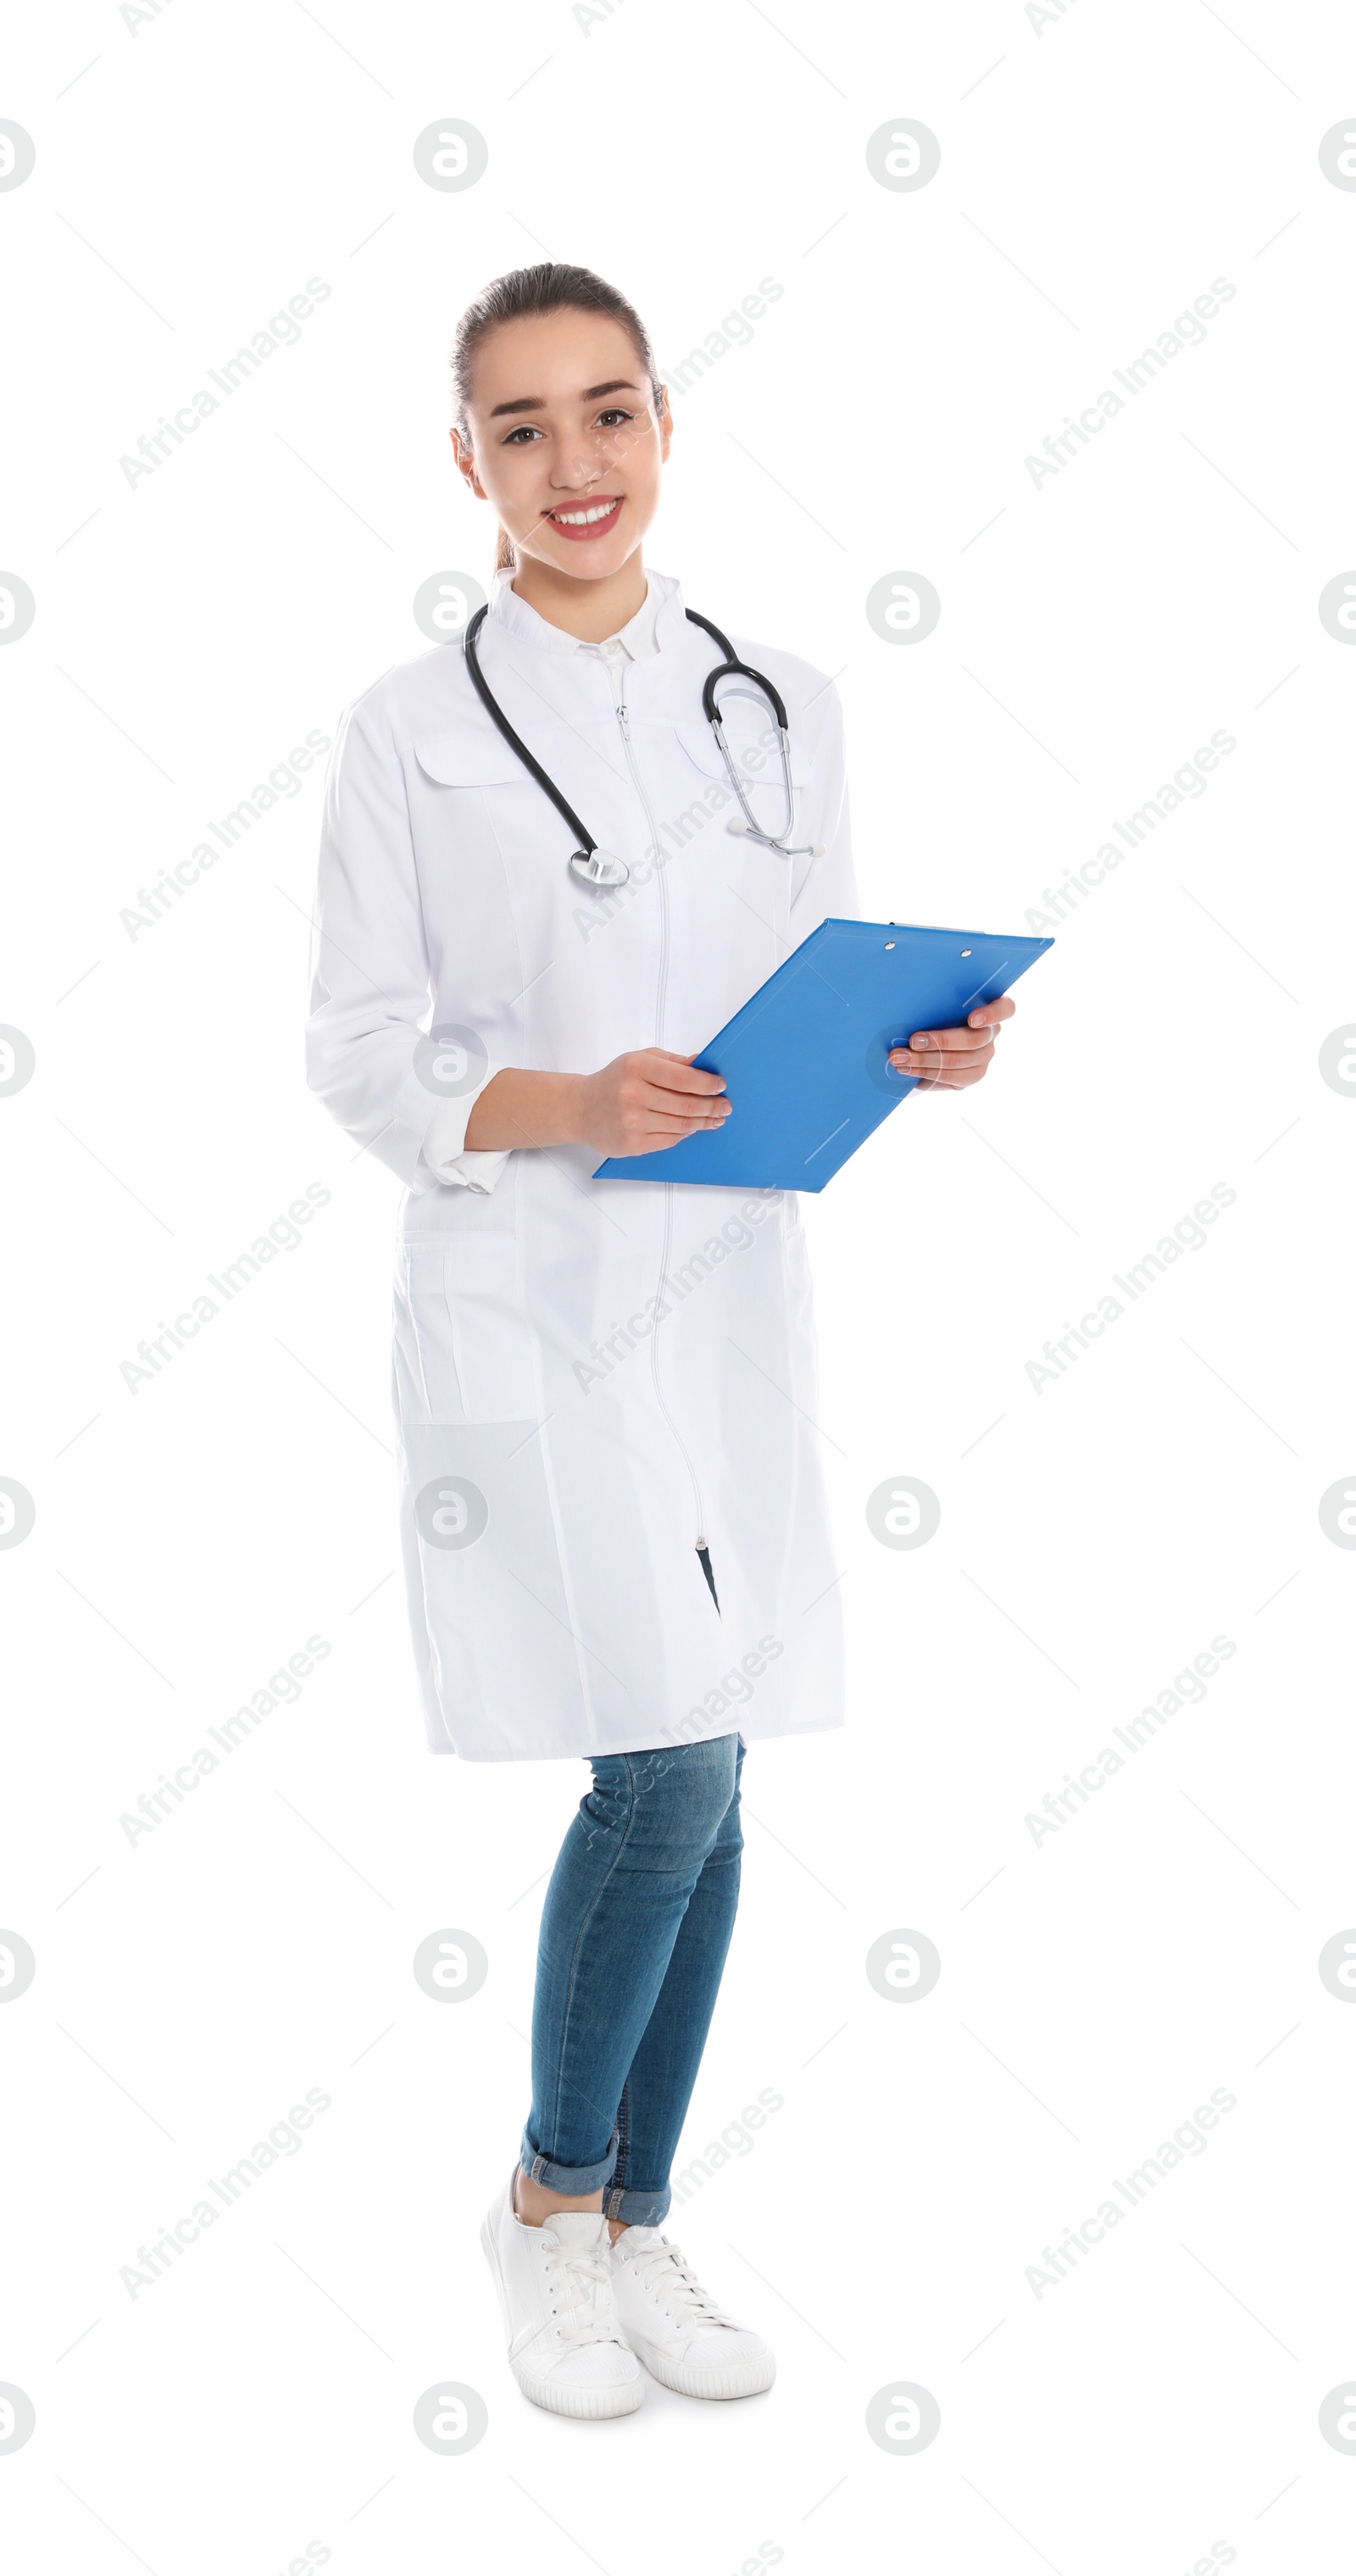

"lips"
[545,496,623,542]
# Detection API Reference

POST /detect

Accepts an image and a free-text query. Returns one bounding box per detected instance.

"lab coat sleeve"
[787,682,861,937]
[422,1091,512,1193]
[305,700,508,1190]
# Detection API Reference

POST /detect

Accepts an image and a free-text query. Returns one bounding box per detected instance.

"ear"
[658,389,673,464]
[450,426,486,500]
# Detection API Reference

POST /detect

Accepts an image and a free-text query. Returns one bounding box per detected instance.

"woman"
[306,263,1012,2420]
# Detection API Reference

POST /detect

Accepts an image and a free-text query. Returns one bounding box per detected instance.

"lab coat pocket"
[396,1238,537,1427]
[394,1243,461,1427]
[412,723,525,787]
[670,710,810,956]
[671,707,814,791]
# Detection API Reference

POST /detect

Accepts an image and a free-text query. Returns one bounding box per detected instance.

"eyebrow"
[487,379,642,420]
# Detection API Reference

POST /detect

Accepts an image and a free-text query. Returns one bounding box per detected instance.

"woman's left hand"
[887,993,1016,1091]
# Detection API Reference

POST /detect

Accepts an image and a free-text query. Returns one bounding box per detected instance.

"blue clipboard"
[593,916,1053,1193]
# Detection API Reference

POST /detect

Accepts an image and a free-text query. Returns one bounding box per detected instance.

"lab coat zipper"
[614,674,707,1555]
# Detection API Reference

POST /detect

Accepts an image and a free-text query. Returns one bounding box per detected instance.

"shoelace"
[542,2229,623,2346]
[620,2235,733,2327]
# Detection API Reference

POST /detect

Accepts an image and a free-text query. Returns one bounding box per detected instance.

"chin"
[536,535,644,581]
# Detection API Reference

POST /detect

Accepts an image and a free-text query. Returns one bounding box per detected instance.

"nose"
[549,459,600,492]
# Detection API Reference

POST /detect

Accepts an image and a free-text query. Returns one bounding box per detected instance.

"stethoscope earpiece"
[728,815,824,857]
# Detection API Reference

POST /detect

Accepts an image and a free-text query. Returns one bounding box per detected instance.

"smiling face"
[452,307,670,588]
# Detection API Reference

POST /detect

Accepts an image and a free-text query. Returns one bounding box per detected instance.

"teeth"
[552,499,620,526]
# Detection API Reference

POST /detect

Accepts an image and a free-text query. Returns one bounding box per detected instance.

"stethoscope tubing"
[463,603,596,858]
[462,600,809,882]
[683,608,790,732]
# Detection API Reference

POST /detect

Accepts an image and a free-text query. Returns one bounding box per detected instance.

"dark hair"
[451,263,664,571]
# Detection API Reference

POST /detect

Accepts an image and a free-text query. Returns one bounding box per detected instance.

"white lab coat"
[307,569,859,1761]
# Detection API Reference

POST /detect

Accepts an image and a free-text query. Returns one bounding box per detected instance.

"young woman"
[306,264,1013,2420]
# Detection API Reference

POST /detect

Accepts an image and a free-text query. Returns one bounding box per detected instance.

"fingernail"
[912,1033,931,1048]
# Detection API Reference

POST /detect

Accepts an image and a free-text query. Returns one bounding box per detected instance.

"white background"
[3,2,1354,2569]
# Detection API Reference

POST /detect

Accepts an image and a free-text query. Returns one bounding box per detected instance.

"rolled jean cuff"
[519,2124,619,2198]
[602,2178,671,2225]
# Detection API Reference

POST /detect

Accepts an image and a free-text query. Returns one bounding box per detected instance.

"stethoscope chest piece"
[569,848,630,890]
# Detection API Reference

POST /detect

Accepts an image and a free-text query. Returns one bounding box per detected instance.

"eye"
[502,424,542,446]
[596,408,634,429]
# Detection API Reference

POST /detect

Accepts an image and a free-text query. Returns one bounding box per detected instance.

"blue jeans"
[520,1735,744,2225]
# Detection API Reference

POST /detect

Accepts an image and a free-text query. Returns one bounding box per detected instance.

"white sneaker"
[480,2174,644,2419]
[609,2226,776,2400]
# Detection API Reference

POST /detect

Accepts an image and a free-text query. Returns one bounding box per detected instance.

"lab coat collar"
[486,565,686,660]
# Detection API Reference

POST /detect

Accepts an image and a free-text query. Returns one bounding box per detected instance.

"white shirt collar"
[487,565,676,663]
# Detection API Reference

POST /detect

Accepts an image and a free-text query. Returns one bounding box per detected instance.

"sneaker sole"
[480,2214,645,2421]
[632,2340,776,2401]
[512,2369,645,2420]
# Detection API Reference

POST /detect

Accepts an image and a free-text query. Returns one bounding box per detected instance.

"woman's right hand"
[574,1050,731,1156]
[462,1055,731,1156]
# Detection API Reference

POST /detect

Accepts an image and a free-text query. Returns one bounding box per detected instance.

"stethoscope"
[462,602,823,892]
